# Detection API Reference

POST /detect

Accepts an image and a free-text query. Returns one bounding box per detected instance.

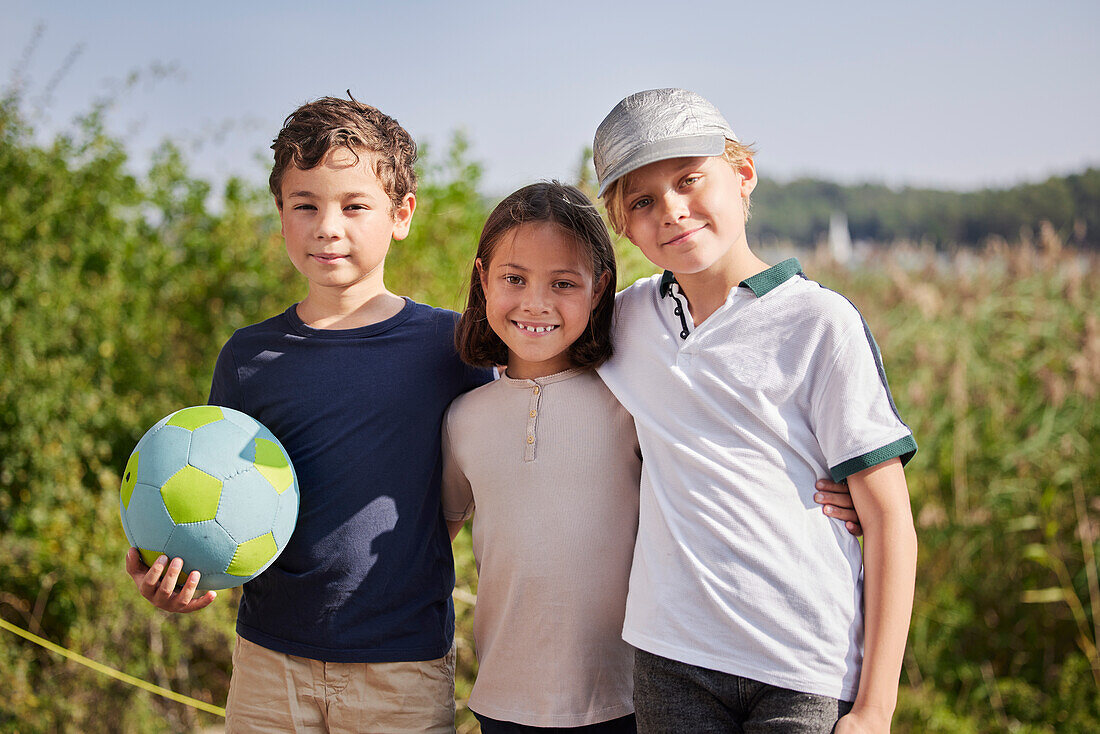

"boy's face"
[278,147,414,297]
[619,155,756,277]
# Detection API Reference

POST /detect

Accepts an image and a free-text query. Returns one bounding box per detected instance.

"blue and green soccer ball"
[119,406,299,590]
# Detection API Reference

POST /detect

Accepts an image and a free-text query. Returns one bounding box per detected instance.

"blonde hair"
[601,139,757,235]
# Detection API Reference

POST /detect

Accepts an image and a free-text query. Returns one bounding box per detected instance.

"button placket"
[524,384,542,462]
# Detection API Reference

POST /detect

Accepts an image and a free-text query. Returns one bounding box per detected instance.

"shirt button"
[529,410,537,418]
[533,386,540,395]
[527,435,534,444]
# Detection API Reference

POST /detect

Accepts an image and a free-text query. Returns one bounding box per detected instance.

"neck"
[504,363,579,380]
[674,247,769,325]
[297,285,404,330]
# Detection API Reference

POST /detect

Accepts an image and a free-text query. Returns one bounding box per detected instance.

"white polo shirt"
[597,258,915,701]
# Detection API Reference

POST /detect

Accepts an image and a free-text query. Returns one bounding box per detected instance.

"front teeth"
[516,323,557,333]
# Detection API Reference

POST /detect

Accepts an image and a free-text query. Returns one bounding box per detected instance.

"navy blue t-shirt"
[209,300,492,662]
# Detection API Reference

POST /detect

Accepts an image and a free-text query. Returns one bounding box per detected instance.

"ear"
[475,257,488,290]
[592,269,611,305]
[738,157,758,198]
[276,200,286,238]
[391,193,416,241]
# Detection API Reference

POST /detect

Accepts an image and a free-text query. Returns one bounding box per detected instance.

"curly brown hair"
[269,94,417,211]
[456,182,617,370]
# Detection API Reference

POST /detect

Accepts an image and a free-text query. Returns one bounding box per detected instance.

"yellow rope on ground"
[0,617,226,717]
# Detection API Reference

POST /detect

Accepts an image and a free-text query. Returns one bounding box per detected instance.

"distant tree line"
[749,168,1100,248]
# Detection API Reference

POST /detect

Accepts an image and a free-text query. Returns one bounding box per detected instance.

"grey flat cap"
[593,88,738,197]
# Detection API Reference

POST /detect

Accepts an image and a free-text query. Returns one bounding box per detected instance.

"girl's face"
[478,222,607,380]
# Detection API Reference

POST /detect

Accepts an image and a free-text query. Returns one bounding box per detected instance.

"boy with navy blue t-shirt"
[207,302,486,663]
[126,96,490,732]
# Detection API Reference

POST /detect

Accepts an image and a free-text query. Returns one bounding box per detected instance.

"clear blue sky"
[3,0,1098,196]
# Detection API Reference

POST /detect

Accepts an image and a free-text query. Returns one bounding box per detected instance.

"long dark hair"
[456,181,617,369]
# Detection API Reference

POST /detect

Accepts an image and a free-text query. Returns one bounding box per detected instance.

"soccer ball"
[119,405,299,590]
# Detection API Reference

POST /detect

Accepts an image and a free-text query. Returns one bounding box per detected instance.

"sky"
[3,0,1098,197]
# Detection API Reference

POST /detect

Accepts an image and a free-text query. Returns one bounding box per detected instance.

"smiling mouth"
[513,321,559,334]
[311,253,347,262]
[663,225,705,246]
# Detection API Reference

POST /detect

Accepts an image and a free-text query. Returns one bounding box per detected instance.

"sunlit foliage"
[1,91,1097,733]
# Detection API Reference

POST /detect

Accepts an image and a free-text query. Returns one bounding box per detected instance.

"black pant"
[473,711,637,734]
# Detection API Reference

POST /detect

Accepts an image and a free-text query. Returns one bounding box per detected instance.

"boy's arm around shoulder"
[837,458,916,733]
[441,403,475,542]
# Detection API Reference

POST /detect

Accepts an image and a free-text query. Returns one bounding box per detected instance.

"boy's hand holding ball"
[125,548,217,613]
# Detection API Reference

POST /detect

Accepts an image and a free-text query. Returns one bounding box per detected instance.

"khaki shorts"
[225,635,456,733]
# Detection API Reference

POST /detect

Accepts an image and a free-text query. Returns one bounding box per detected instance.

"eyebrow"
[624,159,704,197]
[286,190,373,199]
[623,175,654,198]
[495,262,585,277]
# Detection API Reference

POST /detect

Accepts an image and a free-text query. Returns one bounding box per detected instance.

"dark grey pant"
[633,648,853,733]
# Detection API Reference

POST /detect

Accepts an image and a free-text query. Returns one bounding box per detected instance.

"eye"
[345,203,368,212]
[503,274,524,286]
[553,280,577,289]
[630,197,652,211]
[682,175,701,187]
[293,203,316,211]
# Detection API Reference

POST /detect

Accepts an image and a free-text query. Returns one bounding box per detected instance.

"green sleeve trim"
[829,435,917,482]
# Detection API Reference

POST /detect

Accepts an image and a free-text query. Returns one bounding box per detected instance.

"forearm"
[854,509,916,720]
[845,459,917,728]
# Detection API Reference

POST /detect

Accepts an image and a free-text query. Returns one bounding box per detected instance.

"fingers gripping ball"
[119,406,299,590]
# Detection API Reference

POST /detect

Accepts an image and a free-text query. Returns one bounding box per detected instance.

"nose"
[660,191,689,225]
[315,205,343,240]
[521,284,552,313]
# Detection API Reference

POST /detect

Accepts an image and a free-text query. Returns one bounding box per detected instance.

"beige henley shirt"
[442,367,641,727]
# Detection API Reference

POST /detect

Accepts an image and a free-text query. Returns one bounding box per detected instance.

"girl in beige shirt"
[443,181,638,733]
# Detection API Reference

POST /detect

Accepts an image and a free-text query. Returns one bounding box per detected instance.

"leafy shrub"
[2,91,1097,733]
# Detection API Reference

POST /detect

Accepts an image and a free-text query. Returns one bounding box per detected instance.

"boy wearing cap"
[593,88,918,733]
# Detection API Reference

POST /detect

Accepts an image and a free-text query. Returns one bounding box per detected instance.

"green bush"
[0,90,282,732]
[2,91,1097,733]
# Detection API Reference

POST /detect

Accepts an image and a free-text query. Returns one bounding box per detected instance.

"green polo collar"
[739,258,803,297]
[659,258,803,300]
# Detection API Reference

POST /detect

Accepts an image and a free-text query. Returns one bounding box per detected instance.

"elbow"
[901,519,918,568]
